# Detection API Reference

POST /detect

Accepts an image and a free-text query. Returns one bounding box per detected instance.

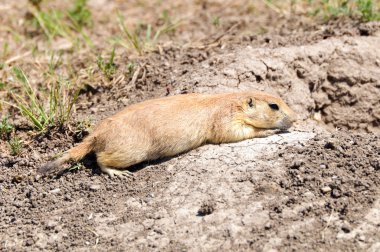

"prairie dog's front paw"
[256,129,282,138]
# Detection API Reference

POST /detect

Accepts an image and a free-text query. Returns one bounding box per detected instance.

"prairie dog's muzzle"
[279,114,297,130]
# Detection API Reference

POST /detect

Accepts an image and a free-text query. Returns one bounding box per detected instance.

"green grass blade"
[12,94,44,130]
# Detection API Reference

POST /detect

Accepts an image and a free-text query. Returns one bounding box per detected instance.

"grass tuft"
[7,67,79,131]
[356,0,380,21]
[115,13,180,55]
[73,119,92,141]
[68,0,92,29]
[264,1,379,21]
[8,136,23,156]
[97,48,117,80]
[0,117,14,140]
[68,162,84,171]
[27,0,93,46]
[307,0,380,21]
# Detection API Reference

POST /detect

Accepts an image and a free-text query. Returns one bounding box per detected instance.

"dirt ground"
[0,0,380,251]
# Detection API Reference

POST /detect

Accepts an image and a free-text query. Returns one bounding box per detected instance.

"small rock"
[30,199,38,208]
[50,188,61,194]
[303,191,315,199]
[32,151,41,161]
[341,223,351,233]
[370,159,379,170]
[143,197,153,204]
[290,161,303,169]
[197,200,216,216]
[13,201,23,208]
[264,222,272,230]
[320,164,327,169]
[313,111,322,121]
[46,220,58,230]
[321,186,332,194]
[89,184,101,191]
[332,188,341,198]
[358,235,366,242]
[25,239,34,246]
[337,146,344,153]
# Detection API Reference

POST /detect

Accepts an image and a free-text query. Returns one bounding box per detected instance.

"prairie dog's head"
[234,92,297,130]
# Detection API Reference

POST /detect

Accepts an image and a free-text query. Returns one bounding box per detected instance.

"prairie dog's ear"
[246,97,255,108]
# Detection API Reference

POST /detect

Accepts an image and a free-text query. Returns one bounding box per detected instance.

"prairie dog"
[39,92,296,177]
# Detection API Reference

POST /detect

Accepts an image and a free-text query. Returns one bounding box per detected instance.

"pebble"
[332,188,341,198]
[46,220,58,229]
[89,184,101,191]
[291,160,303,169]
[264,222,272,230]
[25,239,34,246]
[50,188,61,194]
[341,223,351,233]
[321,186,332,194]
[358,235,366,242]
[303,191,315,199]
[32,151,41,161]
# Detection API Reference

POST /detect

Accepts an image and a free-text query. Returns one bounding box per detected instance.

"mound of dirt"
[176,33,380,133]
[1,128,379,251]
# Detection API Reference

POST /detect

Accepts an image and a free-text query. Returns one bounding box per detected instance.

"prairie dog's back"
[96,94,220,157]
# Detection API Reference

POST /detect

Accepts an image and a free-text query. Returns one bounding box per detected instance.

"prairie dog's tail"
[38,137,95,175]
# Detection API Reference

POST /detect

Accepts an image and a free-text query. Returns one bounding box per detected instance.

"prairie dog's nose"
[281,112,297,129]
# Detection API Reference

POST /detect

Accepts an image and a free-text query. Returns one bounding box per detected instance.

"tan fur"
[39,92,296,177]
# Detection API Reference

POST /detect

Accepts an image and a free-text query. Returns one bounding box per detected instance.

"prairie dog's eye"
[248,98,254,108]
[268,103,279,110]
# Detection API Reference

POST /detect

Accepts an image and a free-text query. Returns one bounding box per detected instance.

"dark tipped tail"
[38,137,95,175]
[38,154,72,175]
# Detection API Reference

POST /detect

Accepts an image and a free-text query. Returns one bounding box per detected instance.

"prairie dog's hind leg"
[96,151,136,178]
[99,164,134,178]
